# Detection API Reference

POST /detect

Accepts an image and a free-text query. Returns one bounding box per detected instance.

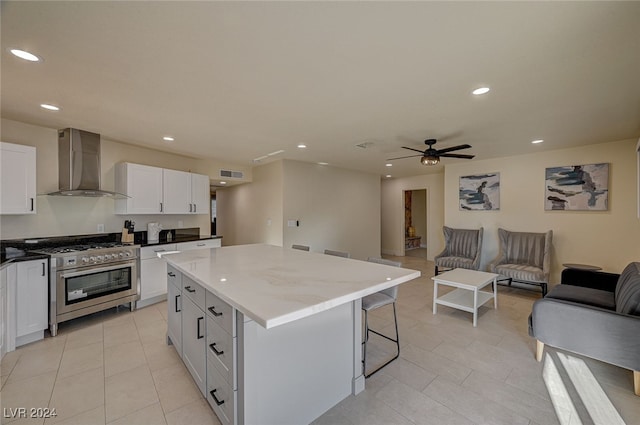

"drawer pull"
[168,272,175,277]
[175,295,181,313]
[208,306,223,317]
[184,286,196,293]
[197,243,205,247]
[197,317,204,339]
[210,389,225,406]
[209,342,224,356]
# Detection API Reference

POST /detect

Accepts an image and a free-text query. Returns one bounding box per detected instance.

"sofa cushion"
[615,262,640,316]
[494,263,546,282]
[442,226,480,259]
[435,256,475,270]
[501,230,546,268]
[546,285,616,311]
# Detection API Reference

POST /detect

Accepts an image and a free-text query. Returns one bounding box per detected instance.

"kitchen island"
[163,244,420,425]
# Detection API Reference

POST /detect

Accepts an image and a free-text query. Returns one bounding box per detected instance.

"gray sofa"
[529,262,640,396]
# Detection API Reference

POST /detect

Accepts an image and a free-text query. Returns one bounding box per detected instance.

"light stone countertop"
[163,244,421,329]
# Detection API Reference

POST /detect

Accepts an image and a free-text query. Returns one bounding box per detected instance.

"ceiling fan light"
[421,155,440,166]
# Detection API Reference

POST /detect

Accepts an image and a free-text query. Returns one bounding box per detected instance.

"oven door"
[56,261,138,316]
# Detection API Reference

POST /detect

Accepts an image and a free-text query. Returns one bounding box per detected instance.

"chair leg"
[634,370,640,396]
[364,303,400,379]
[434,265,439,276]
[536,340,544,362]
[362,309,369,375]
[541,282,548,297]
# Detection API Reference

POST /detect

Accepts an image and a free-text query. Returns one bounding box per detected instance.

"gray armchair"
[434,226,483,275]
[490,228,552,296]
[529,262,640,396]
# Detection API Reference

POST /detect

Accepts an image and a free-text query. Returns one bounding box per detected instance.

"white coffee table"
[432,268,499,327]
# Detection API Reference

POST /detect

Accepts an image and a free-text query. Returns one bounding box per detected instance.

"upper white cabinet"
[0,142,36,215]
[191,173,210,214]
[116,162,210,215]
[115,163,163,214]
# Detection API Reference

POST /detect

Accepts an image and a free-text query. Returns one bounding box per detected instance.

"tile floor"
[1,256,638,425]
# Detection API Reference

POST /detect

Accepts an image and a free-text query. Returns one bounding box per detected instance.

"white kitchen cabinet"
[138,244,177,308]
[167,265,182,358]
[0,142,36,215]
[115,162,163,214]
[116,162,210,215]
[15,259,48,346]
[163,169,210,215]
[1,266,7,359]
[163,169,192,214]
[182,290,206,396]
[190,172,210,214]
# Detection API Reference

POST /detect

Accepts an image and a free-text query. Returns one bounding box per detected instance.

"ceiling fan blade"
[401,146,427,154]
[386,154,424,160]
[436,144,472,154]
[440,153,475,159]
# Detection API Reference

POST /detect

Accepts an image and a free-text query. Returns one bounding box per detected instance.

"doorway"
[403,189,427,259]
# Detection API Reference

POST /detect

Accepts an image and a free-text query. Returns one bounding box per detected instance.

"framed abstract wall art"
[545,163,609,211]
[459,172,500,211]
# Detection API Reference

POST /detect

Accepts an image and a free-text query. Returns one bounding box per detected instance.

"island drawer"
[207,316,235,387]
[182,275,205,310]
[207,362,235,425]
[206,291,233,334]
[167,265,181,290]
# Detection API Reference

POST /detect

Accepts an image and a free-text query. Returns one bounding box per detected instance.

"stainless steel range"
[34,242,140,336]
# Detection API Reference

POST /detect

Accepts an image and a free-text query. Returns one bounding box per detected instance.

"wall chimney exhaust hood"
[48,128,127,198]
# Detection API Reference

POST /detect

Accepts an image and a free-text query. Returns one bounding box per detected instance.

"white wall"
[216,161,284,246]
[282,160,381,260]
[443,138,640,284]
[0,118,249,239]
[217,160,381,260]
[381,173,445,258]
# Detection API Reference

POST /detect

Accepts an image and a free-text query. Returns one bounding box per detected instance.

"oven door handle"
[59,262,134,279]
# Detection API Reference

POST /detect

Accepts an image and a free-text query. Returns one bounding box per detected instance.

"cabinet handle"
[208,306,223,317]
[175,294,181,312]
[42,262,46,276]
[196,243,205,247]
[209,342,224,356]
[194,204,197,213]
[210,389,225,406]
[197,317,204,339]
[160,202,163,212]
[30,198,34,211]
[168,272,175,277]
[184,286,196,293]
[189,203,192,212]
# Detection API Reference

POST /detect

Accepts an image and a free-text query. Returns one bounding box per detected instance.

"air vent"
[220,169,244,179]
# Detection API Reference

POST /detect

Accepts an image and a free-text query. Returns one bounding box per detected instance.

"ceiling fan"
[387,139,475,165]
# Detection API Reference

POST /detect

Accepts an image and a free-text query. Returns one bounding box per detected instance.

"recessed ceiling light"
[531,139,544,144]
[472,87,490,95]
[163,136,174,142]
[385,163,393,167]
[40,103,60,111]
[220,181,227,185]
[10,49,40,62]
[385,175,392,178]
[317,162,329,166]
[297,144,307,149]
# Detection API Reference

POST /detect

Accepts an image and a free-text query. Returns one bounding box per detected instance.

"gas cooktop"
[34,242,130,254]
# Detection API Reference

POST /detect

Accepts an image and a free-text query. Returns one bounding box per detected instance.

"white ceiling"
[2,1,639,178]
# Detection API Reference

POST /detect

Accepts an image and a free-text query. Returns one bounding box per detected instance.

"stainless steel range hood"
[48,128,127,197]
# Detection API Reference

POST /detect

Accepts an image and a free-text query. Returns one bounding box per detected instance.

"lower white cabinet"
[182,291,206,396]
[16,259,48,346]
[139,244,177,308]
[141,239,221,308]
